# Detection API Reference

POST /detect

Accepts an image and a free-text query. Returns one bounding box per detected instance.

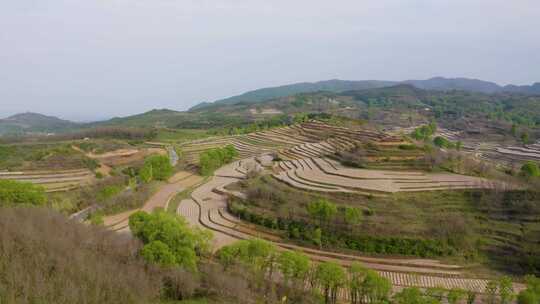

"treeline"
[0,127,157,144]
[58,127,157,140]
[216,238,526,304]
[228,200,454,258]
[199,145,238,175]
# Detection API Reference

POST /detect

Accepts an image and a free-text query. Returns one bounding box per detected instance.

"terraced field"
[273,157,497,194]
[176,158,522,294]
[0,169,93,192]
[179,121,404,164]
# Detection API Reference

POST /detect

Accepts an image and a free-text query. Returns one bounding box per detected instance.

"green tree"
[348,262,367,304]
[344,206,362,226]
[511,124,518,137]
[277,250,310,290]
[517,275,540,304]
[521,161,540,178]
[141,240,176,267]
[0,180,46,206]
[307,198,337,227]
[485,280,498,304]
[128,210,212,271]
[199,145,238,176]
[361,270,392,304]
[140,155,173,182]
[447,288,466,304]
[466,290,477,304]
[393,287,427,304]
[312,228,322,248]
[433,136,451,148]
[499,276,515,304]
[521,132,530,144]
[314,262,347,304]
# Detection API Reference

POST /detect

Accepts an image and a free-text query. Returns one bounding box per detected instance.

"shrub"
[0,180,46,206]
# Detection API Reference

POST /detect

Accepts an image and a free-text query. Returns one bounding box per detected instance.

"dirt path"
[104,171,202,231]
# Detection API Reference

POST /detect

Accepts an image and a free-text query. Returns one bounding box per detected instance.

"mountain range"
[190,77,540,110]
[2,77,540,136]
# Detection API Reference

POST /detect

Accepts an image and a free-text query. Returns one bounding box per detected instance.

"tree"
[277,250,310,290]
[433,136,448,148]
[128,210,212,271]
[518,290,539,304]
[511,124,518,137]
[517,275,540,304]
[447,288,466,304]
[485,280,498,304]
[199,145,238,176]
[499,276,515,304]
[307,198,337,227]
[141,240,176,267]
[344,206,362,226]
[312,228,322,248]
[521,161,540,178]
[141,155,173,182]
[348,262,367,304]
[0,180,46,206]
[314,262,347,304]
[393,287,427,304]
[521,131,530,144]
[361,270,392,304]
[466,290,477,304]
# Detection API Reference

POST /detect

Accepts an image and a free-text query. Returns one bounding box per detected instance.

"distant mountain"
[402,77,502,94]
[189,79,395,110]
[190,77,540,110]
[0,112,78,135]
[503,82,540,95]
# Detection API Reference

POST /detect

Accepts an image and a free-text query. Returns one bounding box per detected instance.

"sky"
[1,0,539,121]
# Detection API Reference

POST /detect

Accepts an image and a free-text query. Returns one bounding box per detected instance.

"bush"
[0,180,46,206]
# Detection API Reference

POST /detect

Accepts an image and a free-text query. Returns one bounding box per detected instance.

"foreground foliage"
[129,210,212,271]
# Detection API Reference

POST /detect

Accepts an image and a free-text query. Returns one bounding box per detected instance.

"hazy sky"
[1,0,539,121]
